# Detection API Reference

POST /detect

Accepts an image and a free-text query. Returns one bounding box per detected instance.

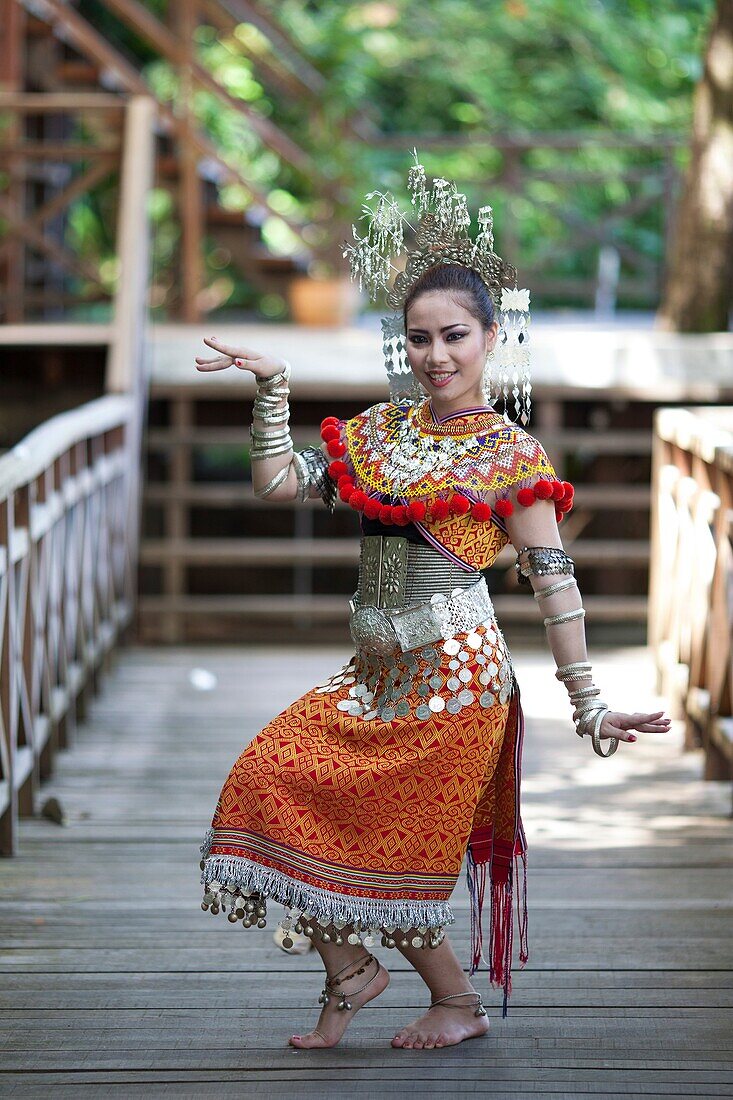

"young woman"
[195,171,670,1052]
[193,261,669,1051]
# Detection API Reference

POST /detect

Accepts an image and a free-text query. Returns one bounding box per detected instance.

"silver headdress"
[342,149,532,425]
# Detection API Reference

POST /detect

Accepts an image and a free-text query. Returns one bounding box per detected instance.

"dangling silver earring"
[482,350,495,405]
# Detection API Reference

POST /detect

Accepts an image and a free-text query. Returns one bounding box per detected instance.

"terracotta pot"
[287,275,361,327]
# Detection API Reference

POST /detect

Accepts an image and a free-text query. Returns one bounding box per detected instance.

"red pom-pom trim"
[551,480,565,501]
[555,509,564,522]
[449,493,471,515]
[363,497,382,520]
[337,474,354,489]
[495,498,514,517]
[561,480,575,500]
[320,424,340,443]
[326,440,346,458]
[517,487,536,508]
[406,500,427,522]
[348,489,367,511]
[339,485,354,504]
[533,479,553,500]
[430,499,451,520]
[328,460,348,480]
[378,505,395,526]
[391,505,410,526]
[557,497,574,513]
[320,416,340,429]
[471,502,492,522]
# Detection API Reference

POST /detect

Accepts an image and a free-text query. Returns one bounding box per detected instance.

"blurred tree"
[658,0,733,331]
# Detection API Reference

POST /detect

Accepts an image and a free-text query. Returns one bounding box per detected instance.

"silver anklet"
[429,990,487,1017]
[318,953,381,1012]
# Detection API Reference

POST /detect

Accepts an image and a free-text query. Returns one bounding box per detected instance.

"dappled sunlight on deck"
[0,644,730,1095]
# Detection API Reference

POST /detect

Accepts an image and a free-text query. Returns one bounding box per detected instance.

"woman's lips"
[425,372,456,388]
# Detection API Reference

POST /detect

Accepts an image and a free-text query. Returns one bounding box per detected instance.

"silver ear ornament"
[343,149,532,425]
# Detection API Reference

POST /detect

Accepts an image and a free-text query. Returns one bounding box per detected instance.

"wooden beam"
[0,0,25,90]
[22,0,149,95]
[0,0,26,322]
[174,0,203,324]
[0,141,119,159]
[107,96,155,393]
[0,92,125,110]
[0,156,117,263]
[0,194,108,293]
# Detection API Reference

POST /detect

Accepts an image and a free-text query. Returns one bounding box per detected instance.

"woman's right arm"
[194,336,334,506]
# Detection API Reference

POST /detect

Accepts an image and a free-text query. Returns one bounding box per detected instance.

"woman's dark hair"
[403,264,496,332]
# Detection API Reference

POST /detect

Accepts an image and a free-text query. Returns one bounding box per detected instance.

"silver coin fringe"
[199,848,455,950]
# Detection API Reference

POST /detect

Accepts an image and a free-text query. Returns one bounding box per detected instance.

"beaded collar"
[413,399,504,438]
[320,401,575,527]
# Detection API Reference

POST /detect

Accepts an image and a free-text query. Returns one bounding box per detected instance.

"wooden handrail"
[0,396,137,856]
[648,406,733,803]
[0,395,134,495]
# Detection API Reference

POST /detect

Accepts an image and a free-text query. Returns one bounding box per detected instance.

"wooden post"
[0,0,26,322]
[174,0,203,323]
[106,96,156,641]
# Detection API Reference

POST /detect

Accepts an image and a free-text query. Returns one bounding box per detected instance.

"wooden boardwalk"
[0,644,731,1099]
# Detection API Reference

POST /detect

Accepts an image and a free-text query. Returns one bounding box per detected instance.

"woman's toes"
[424,1034,437,1049]
[435,1033,447,1047]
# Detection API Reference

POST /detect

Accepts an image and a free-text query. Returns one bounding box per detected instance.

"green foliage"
[64,0,715,314]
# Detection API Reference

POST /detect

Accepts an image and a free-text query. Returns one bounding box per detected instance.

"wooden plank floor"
[0,644,731,1099]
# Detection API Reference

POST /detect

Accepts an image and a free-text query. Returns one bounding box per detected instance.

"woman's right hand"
[194,336,288,382]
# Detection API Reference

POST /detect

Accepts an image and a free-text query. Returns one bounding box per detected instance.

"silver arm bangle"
[569,685,601,702]
[290,451,310,503]
[254,464,291,498]
[533,577,578,600]
[256,361,291,391]
[250,427,292,442]
[556,661,593,682]
[251,442,293,459]
[543,608,586,627]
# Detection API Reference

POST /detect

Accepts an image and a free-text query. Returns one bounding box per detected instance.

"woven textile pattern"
[208,619,510,896]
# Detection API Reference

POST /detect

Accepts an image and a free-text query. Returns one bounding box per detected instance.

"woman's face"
[405,290,499,411]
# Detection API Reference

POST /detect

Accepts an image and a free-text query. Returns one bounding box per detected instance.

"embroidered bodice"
[320,399,574,571]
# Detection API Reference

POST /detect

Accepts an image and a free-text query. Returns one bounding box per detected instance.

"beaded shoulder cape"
[319,400,575,571]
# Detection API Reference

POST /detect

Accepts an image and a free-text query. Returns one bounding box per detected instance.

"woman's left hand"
[597,709,671,744]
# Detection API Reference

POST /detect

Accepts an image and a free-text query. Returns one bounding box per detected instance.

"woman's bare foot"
[391,992,490,1049]
[289,953,390,1049]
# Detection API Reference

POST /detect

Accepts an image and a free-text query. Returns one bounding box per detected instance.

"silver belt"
[349,536,494,655]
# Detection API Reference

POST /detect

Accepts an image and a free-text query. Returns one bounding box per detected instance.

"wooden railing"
[0,396,137,854]
[648,407,733,804]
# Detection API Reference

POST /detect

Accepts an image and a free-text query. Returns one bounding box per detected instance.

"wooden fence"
[648,406,733,804]
[0,396,138,855]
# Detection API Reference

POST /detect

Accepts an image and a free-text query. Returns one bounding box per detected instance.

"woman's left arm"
[503,497,671,751]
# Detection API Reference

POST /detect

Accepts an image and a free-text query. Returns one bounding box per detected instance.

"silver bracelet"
[543,608,586,627]
[556,661,592,681]
[254,463,291,498]
[569,685,601,702]
[256,361,291,392]
[574,701,608,735]
[250,426,291,442]
[533,577,578,600]
[251,442,293,460]
[290,451,311,503]
[254,409,290,427]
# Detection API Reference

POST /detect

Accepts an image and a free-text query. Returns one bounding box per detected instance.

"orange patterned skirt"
[200,615,529,1015]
